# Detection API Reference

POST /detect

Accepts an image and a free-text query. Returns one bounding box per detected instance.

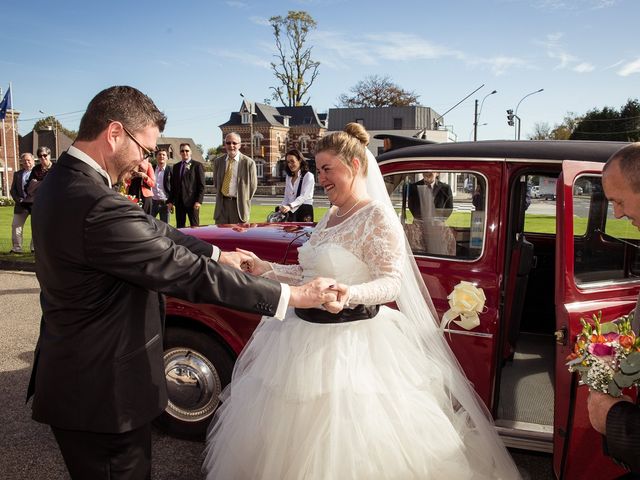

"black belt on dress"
[295,304,379,324]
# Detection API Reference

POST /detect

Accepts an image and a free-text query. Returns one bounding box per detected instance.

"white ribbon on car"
[440,281,486,331]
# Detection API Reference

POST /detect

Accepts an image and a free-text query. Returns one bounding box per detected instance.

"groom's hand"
[219,250,252,271]
[289,277,338,308]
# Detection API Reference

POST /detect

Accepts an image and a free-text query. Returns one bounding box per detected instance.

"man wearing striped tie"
[213,132,257,224]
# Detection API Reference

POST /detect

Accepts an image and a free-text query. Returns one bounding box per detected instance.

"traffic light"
[506,109,514,126]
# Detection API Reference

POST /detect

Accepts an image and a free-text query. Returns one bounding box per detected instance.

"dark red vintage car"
[158,138,637,480]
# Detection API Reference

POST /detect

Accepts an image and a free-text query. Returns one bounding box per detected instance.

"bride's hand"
[323,283,349,314]
[235,248,270,276]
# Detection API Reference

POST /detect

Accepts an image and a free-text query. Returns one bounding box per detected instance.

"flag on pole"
[0,87,11,120]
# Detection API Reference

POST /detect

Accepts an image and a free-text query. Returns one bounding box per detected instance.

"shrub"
[0,197,15,207]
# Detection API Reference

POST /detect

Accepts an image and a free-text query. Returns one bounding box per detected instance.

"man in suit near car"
[166,143,204,228]
[151,149,172,223]
[26,85,339,480]
[588,142,640,477]
[9,152,34,253]
[407,171,454,220]
[213,132,257,224]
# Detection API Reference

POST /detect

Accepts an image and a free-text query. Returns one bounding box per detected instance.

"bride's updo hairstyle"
[315,122,370,177]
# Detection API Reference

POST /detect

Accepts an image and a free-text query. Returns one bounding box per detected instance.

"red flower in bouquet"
[566,311,640,397]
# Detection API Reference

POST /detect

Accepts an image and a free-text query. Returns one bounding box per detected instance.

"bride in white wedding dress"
[202,123,521,479]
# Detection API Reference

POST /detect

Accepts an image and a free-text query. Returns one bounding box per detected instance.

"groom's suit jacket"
[27,152,281,434]
[213,153,257,223]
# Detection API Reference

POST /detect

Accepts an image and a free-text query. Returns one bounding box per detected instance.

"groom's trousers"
[51,423,151,480]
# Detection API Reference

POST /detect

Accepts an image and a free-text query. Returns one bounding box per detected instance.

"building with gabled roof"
[156,136,205,165]
[220,100,327,183]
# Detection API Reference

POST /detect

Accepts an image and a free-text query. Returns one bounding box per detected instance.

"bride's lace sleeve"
[262,263,304,286]
[348,205,405,306]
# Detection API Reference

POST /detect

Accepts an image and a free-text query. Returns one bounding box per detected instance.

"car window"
[524,174,557,235]
[384,171,486,260]
[574,174,640,286]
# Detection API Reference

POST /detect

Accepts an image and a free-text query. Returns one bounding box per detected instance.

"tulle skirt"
[203,306,518,479]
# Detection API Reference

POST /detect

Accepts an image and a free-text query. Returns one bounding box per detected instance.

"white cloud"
[573,62,595,73]
[534,0,617,10]
[225,1,247,8]
[473,56,530,76]
[204,48,270,69]
[618,58,640,76]
[249,16,271,27]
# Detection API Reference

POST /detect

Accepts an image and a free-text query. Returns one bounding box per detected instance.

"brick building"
[0,109,20,198]
[220,100,327,184]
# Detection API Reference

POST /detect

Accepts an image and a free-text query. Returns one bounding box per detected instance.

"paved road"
[0,271,204,480]
[0,271,553,479]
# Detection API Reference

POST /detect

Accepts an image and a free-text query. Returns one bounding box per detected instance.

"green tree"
[336,75,420,108]
[33,116,77,140]
[269,11,320,107]
[571,99,640,141]
[529,113,581,140]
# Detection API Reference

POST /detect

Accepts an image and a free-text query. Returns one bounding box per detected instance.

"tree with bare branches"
[337,75,420,108]
[269,11,320,107]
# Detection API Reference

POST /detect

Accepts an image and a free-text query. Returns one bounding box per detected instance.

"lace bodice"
[267,200,406,306]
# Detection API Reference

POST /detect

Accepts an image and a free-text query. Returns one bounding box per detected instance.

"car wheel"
[154,326,234,440]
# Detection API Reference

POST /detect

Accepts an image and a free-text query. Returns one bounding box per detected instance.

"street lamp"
[239,93,254,159]
[38,109,58,158]
[473,89,497,141]
[511,88,544,140]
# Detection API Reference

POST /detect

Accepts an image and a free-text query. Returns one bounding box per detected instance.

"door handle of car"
[554,326,568,346]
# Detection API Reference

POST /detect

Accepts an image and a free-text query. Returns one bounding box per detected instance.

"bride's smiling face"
[316,151,357,207]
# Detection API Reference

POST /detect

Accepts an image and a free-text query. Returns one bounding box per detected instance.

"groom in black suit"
[588,142,640,477]
[26,86,339,480]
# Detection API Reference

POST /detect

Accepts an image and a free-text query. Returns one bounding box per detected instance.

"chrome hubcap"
[164,348,221,422]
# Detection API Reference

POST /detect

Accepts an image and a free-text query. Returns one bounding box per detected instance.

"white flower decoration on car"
[440,281,486,331]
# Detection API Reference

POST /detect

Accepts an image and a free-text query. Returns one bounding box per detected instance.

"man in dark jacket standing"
[588,142,640,477]
[26,85,338,480]
[9,152,34,253]
[166,143,205,228]
[407,171,454,220]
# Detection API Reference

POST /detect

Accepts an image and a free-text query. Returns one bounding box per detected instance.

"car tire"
[154,326,235,441]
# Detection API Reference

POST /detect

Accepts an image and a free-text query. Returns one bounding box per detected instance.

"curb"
[0,260,36,272]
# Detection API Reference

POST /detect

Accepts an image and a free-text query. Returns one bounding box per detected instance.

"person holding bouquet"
[202,123,520,479]
[588,142,640,476]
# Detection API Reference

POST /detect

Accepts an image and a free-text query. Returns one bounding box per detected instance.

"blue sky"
[2,0,638,149]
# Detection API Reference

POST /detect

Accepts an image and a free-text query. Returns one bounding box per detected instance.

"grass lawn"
[0,204,329,263]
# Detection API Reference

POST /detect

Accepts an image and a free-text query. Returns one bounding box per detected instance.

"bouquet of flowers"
[566,311,640,397]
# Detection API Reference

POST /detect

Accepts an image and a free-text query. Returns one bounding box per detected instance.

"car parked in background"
[158,139,636,480]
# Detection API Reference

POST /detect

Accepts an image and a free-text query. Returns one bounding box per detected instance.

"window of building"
[253,133,263,152]
[256,160,264,178]
[241,112,251,125]
[300,135,309,152]
[393,118,403,130]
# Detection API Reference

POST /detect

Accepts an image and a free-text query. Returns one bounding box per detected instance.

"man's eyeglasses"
[225,142,239,146]
[180,149,190,153]
[37,153,49,158]
[111,120,156,160]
